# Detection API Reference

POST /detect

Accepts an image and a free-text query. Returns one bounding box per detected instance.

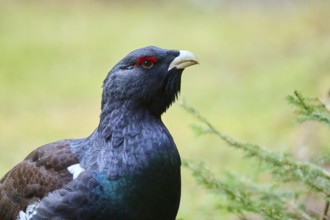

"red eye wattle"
[134,56,158,69]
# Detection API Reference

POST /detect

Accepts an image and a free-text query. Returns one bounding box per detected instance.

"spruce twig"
[183,160,312,220]
[287,90,330,126]
[179,99,330,194]
[180,91,330,219]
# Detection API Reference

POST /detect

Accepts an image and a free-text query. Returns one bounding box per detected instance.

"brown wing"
[0,140,79,220]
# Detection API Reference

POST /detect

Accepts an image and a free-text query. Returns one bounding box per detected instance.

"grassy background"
[1,1,330,219]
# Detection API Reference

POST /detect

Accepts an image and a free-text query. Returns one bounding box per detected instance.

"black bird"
[0,46,198,220]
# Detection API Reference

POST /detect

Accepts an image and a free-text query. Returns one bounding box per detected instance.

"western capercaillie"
[0,46,198,220]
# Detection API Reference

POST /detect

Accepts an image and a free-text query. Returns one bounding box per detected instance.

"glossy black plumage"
[0,46,198,220]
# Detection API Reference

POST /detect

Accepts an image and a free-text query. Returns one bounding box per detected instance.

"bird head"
[102,46,198,116]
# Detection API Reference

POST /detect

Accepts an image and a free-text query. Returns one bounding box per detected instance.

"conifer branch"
[180,100,330,194]
[180,92,330,219]
[287,90,330,126]
[183,160,313,220]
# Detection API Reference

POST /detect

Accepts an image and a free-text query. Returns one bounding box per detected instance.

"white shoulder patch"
[17,201,39,220]
[67,163,85,179]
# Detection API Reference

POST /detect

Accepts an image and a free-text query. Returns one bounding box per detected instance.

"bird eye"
[142,60,154,69]
[134,56,157,69]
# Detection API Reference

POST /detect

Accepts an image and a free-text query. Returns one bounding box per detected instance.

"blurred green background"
[1,0,330,219]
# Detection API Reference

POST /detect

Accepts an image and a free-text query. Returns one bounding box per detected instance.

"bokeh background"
[1,0,330,219]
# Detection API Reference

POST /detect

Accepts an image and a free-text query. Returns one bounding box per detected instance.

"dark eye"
[141,60,154,69]
[134,56,157,69]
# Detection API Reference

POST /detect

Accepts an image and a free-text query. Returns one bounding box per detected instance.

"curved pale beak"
[168,50,199,71]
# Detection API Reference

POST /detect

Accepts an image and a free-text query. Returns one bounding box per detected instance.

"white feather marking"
[17,201,39,220]
[67,163,85,179]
